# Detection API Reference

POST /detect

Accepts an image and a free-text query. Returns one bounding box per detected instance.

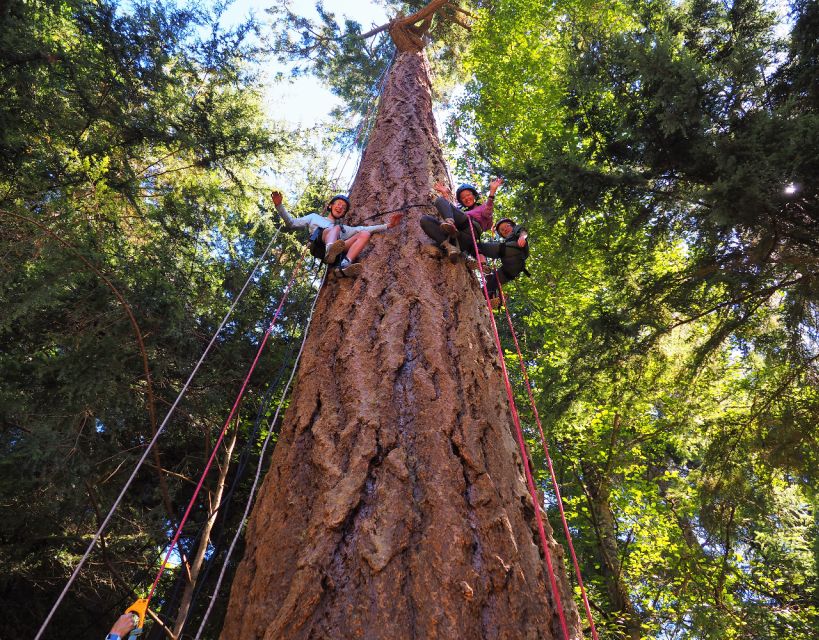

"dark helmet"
[494,217,516,234]
[328,194,350,214]
[455,183,480,205]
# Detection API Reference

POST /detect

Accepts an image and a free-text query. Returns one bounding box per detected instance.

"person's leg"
[485,271,499,299]
[459,220,483,256]
[434,196,459,220]
[322,225,340,244]
[434,197,461,237]
[420,214,449,245]
[343,230,371,262]
[477,241,502,260]
[449,206,470,229]
[498,253,525,283]
[323,225,346,264]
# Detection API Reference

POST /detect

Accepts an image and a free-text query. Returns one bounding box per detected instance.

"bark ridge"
[220,50,582,640]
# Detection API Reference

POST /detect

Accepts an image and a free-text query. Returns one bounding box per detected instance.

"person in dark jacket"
[478,217,529,307]
[420,178,503,263]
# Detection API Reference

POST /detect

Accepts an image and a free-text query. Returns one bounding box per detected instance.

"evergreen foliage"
[3,0,817,638]
[462,0,818,637]
[0,0,318,637]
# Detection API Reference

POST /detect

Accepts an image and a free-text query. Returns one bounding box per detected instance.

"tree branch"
[0,208,176,522]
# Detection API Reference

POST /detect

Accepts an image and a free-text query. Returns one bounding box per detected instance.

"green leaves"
[460,0,818,637]
[0,1,313,637]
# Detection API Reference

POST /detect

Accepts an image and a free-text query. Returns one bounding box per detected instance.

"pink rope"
[466,223,571,640]
[496,277,599,639]
[146,256,305,603]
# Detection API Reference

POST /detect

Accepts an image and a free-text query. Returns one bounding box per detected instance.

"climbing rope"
[145,254,307,604]
[160,263,325,637]
[192,266,327,640]
[467,222,572,640]
[496,279,600,640]
[33,227,286,640]
[163,264,323,633]
[358,201,437,223]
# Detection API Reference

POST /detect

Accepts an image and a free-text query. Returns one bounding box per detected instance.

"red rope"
[496,277,600,640]
[145,256,305,603]
[466,224,571,640]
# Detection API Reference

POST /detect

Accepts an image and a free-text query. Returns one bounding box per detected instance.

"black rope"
[357,201,437,223]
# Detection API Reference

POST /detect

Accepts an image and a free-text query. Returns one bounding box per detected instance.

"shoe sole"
[324,240,346,264]
[335,263,362,278]
[441,221,458,237]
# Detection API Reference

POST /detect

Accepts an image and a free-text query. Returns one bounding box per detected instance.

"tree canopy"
[1,0,816,638]
[458,0,818,636]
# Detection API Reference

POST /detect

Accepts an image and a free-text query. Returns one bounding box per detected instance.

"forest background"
[0,0,816,638]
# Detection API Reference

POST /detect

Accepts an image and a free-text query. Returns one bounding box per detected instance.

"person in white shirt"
[271,191,402,276]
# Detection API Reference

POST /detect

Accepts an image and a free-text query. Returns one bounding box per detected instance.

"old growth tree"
[221,3,582,638]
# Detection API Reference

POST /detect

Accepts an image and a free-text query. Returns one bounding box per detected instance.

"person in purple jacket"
[420,178,504,263]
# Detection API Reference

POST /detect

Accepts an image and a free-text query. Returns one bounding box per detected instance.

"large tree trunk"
[220,43,581,640]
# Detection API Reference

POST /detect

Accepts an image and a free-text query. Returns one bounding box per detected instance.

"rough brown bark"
[220,46,581,640]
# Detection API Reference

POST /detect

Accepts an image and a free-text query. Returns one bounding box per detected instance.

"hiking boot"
[445,242,460,263]
[335,262,362,278]
[421,244,445,258]
[324,239,346,264]
[440,219,458,237]
[465,256,479,270]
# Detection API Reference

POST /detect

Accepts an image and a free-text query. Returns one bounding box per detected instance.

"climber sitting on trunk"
[271,191,402,277]
[478,217,530,308]
[420,178,503,264]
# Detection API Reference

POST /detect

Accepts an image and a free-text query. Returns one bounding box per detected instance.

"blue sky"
[224,0,392,126]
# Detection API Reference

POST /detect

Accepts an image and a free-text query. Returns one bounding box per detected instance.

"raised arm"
[271,190,311,230]
[433,181,453,201]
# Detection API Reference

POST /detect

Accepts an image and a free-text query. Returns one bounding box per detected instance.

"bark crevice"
[220,45,581,640]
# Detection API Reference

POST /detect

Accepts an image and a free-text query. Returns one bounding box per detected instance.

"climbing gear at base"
[441,219,458,237]
[490,296,501,310]
[125,598,148,639]
[324,239,346,264]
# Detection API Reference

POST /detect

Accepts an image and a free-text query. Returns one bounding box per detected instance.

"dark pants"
[419,197,482,256]
[478,241,527,298]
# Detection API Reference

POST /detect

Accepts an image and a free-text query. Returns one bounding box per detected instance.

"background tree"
[457,0,818,637]
[0,0,321,637]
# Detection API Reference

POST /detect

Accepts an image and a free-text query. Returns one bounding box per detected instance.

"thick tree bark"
[220,45,581,640]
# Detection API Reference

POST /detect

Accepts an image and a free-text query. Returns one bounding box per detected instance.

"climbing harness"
[467,221,573,640]
[495,279,600,640]
[33,227,286,640]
